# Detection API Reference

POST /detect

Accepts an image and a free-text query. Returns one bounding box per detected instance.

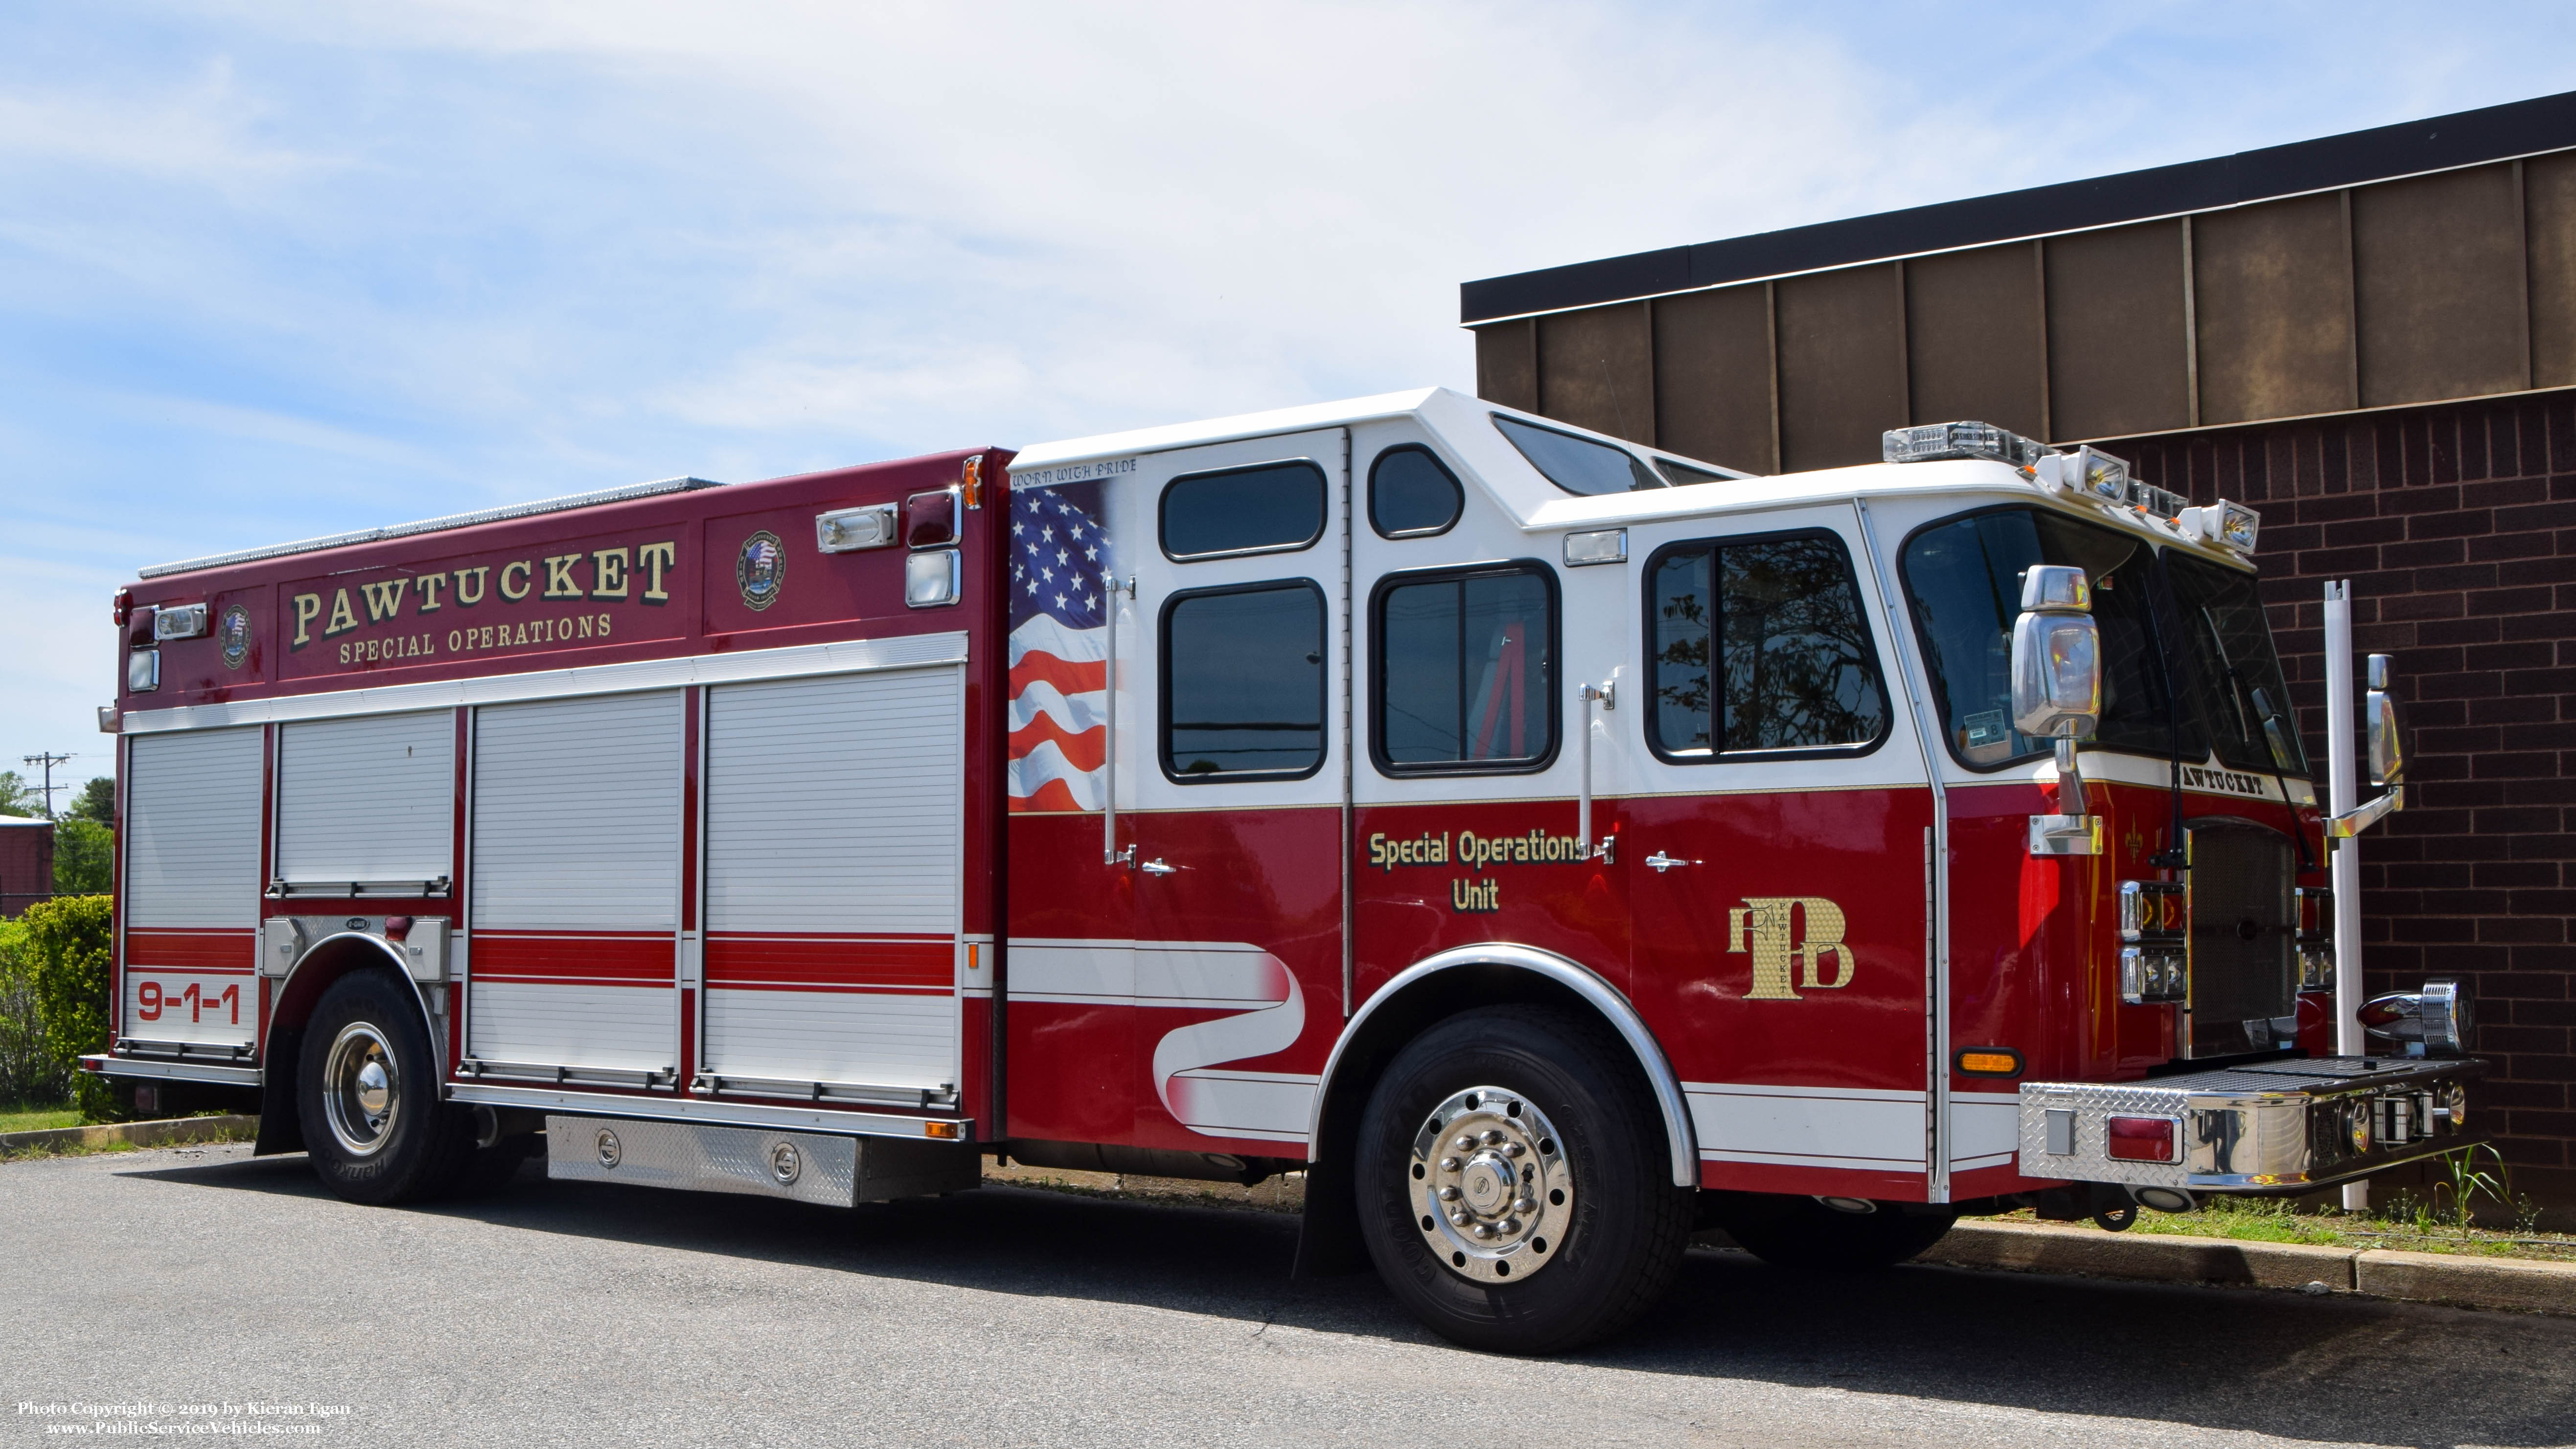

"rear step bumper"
[2018,1056,2487,1195]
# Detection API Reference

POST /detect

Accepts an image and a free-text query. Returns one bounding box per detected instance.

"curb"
[0,1114,259,1155]
[1917,1219,2576,1316]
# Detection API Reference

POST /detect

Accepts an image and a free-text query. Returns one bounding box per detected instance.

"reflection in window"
[1650,534,1887,755]
[1368,446,1464,537]
[1379,568,1555,769]
[1493,416,1663,496]
[1900,508,2190,768]
[1161,462,1327,559]
[1653,456,1734,487]
[1162,584,1326,779]
[2167,553,2307,775]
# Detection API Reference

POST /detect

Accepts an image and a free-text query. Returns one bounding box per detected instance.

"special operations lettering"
[1367,827,1594,916]
[1366,828,1592,871]
[289,539,677,665]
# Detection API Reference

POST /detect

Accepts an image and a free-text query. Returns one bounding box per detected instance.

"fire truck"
[87,387,2479,1352]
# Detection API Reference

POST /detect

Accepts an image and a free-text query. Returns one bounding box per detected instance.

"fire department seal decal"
[218,605,252,669]
[736,530,786,611]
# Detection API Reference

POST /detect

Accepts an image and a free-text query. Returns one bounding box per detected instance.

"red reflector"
[382,916,413,941]
[906,488,959,548]
[2106,1115,2178,1163]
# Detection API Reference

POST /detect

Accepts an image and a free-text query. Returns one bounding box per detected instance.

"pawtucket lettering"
[287,539,677,663]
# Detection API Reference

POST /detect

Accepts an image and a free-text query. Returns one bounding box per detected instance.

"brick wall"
[2107,389,2576,1204]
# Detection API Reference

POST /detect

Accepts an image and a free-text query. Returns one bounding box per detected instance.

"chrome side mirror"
[2360,978,2470,1057]
[2010,565,2100,740]
[2367,653,2405,788]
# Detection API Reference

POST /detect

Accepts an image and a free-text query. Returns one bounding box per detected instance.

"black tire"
[1355,1005,1690,1354]
[1705,1192,1956,1270]
[297,969,475,1205]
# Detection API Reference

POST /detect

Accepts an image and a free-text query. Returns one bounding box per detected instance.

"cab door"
[1121,428,1350,1154]
[1620,510,1938,1199]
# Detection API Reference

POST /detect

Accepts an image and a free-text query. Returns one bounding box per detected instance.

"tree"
[53,820,112,895]
[68,778,114,824]
[0,771,36,818]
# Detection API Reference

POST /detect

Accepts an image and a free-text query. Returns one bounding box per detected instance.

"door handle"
[1644,852,1700,873]
[1139,858,1181,876]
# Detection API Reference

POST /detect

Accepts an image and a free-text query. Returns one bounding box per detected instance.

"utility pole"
[22,753,71,819]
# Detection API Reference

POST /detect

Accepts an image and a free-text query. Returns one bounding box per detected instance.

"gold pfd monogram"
[1726,897,1854,999]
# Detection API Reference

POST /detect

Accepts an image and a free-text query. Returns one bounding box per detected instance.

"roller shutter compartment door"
[123,727,263,1048]
[701,666,964,1100]
[467,690,683,1080]
[275,710,454,891]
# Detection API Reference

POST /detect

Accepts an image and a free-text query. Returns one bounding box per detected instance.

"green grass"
[0,1102,80,1134]
[1997,1190,2576,1262]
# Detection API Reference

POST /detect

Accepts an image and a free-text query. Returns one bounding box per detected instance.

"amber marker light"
[923,1121,963,1140]
[1955,1048,2024,1077]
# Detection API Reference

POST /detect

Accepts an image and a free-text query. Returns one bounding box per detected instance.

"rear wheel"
[1705,1192,1956,1270]
[1355,1006,1688,1354]
[297,969,473,1205]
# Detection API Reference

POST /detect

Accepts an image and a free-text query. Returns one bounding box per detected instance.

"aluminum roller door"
[467,690,682,1080]
[275,711,454,890]
[123,727,263,1048]
[701,666,963,1100]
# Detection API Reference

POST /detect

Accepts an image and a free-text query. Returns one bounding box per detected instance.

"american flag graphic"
[1007,480,1117,812]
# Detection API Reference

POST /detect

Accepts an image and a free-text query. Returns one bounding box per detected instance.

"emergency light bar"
[1885,421,2259,555]
[1881,421,2050,468]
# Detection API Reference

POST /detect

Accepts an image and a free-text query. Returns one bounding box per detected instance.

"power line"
[21,753,71,820]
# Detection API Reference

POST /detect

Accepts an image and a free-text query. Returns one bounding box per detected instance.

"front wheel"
[297,969,474,1205]
[1355,1006,1689,1354]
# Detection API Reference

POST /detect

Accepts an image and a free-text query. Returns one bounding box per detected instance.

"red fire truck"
[87,388,2478,1352]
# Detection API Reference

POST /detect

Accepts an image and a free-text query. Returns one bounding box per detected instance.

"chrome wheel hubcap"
[322,1021,400,1157]
[1409,1086,1571,1283]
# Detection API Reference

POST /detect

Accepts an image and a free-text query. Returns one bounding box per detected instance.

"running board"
[545,1115,979,1208]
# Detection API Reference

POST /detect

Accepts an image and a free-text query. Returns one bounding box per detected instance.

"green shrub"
[0,917,73,1106]
[24,896,118,1121]
[52,819,112,895]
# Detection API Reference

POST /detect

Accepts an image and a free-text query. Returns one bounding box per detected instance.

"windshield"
[2166,552,2309,775]
[1493,416,1664,496]
[1899,506,2294,774]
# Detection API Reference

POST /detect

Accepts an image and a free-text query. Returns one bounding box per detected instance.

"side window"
[1647,531,1888,758]
[1493,415,1662,496]
[1160,461,1327,560]
[1368,445,1464,538]
[1161,581,1327,781]
[1374,565,1556,773]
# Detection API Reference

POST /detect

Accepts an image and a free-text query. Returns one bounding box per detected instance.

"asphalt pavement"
[4,1142,2573,1448]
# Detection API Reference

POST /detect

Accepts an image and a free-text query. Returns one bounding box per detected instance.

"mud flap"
[253,1027,306,1156]
[1291,1155,1369,1277]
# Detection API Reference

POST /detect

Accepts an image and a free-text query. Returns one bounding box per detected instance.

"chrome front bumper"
[2018,1056,2485,1195]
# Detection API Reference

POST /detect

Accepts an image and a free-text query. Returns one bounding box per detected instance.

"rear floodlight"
[2181,499,2261,555]
[1883,421,2050,469]
[151,602,208,640]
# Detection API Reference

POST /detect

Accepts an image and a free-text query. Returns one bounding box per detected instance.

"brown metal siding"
[2354,163,2530,407]
[1651,284,1777,473]
[2191,192,2357,425]
[2529,153,2576,390]
[1476,317,1539,414]
[2045,221,2194,440]
[1905,242,2045,443]
[1536,301,1654,444]
[1774,263,1905,471]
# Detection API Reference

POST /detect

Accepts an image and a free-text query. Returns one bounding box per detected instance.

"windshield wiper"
[2198,608,2317,873]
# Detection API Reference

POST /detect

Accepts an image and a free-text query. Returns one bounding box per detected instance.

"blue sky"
[6,0,2576,789]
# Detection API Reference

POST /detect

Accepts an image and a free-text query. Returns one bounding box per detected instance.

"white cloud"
[1,0,2573,761]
